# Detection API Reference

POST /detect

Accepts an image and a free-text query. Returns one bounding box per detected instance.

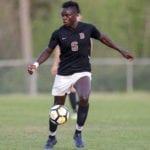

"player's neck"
[70,21,79,29]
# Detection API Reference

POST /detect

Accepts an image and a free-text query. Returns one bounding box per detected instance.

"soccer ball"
[49,105,69,125]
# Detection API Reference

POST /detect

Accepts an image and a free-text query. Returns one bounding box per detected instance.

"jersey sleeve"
[90,24,101,40]
[48,30,59,49]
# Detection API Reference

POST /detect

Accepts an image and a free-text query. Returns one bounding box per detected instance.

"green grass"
[0,92,150,150]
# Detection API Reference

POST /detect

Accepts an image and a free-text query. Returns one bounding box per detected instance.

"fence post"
[19,0,37,95]
[126,61,133,92]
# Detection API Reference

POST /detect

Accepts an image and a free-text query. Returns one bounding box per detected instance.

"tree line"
[0,0,150,59]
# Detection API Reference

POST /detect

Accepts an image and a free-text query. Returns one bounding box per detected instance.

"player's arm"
[51,46,60,75]
[99,33,134,60]
[28,47,54,75]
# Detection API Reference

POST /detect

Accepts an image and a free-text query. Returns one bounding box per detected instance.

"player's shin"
[75,103,89,134]
[49,119,58,137]
[73,104,89,148]
[44,120,58,149]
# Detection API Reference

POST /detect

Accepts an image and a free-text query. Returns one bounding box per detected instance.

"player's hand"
[27,65,36,75]
[27,62,39,75]
[120,50,134,61]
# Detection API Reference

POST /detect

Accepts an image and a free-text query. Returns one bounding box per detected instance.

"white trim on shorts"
[52,72,92,96]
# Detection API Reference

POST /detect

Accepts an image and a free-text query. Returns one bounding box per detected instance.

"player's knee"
[80,91,90,100]
[82,94,89,101]
[79,94,89,106]
[79,98,89,106]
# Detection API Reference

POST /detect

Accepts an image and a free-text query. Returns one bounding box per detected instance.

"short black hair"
[62,1,80,13]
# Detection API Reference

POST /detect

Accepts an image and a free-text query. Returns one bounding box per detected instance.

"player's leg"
[75,76,91,129]
[68,92,78,119]
[50,95,66,135]
[69,92,77,113]
[45,74,72,149]
[45,95,66,150]
[73,76,91,148]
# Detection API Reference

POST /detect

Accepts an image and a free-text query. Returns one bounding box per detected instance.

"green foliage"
[31,0,150,57]
[0,0,149,58]
[31,0,61,56]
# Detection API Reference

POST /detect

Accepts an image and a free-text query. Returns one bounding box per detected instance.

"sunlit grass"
[0,92,150,150]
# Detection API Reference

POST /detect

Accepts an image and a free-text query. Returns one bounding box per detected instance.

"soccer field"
[0,92,150,150]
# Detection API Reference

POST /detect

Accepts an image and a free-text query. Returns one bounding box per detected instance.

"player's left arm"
[99,33,134,60]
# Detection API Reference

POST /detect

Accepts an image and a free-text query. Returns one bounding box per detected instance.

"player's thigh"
[54,95,66,105]
[74,76,91,100]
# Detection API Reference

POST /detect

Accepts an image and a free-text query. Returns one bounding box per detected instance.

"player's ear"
[77,14,82,21]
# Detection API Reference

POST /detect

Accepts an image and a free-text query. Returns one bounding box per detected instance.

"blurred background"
[0,0,150,95]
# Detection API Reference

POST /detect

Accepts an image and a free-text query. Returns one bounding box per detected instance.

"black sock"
[69,93,77,112]
[75,130,81,134]
[49,135,56,140]
[77,104,89,127]
[49,119,57,135]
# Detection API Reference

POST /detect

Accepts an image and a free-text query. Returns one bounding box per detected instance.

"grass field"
[0,92,150,150]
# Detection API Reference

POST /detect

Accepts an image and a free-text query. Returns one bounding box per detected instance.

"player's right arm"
[28,47,54,75]
[51,46,60,75]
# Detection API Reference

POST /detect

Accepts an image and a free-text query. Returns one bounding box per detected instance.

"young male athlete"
[27,1,134,149]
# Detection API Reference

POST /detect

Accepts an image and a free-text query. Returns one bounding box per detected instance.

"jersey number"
[71,41,78,51]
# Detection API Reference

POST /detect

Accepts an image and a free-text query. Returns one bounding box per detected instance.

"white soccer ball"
[49,105,69,125]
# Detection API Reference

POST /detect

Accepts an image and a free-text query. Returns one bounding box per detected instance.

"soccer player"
[27,1,134,149]
[51,46,78,119]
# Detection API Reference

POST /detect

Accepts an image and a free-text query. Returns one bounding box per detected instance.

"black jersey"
[48,22,101,75]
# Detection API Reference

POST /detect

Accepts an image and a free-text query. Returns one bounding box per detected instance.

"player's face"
[61,7,78,27]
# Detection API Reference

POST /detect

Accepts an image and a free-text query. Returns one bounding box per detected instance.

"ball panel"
[49,105,69,125]
[58,107,67,116]
[50,110,58,120]
[51,105,60,110]
[57,116,66,124]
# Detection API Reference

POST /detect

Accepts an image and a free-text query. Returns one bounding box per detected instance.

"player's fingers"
[27,67,33,75]
[27,66,35,74]
[127,55,134,61]
[28,70,33,75]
